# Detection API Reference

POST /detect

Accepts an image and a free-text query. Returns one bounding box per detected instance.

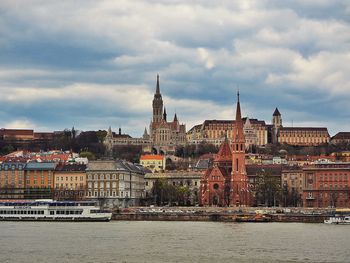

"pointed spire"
[163,107,167,121]
[174,112,178,122]
[156,74,160,94]
[236,90,242,122]
[273,107,281,116]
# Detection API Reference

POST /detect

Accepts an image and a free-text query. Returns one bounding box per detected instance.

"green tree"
[254,170,282,207]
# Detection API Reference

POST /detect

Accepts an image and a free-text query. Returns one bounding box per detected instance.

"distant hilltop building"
[270,108,330,146]
[104,75,186,155]
[0,128,53,142]
[149,75,186,154]
[331,132,350,144]
[187,117,268,149]
[104,126,151,154]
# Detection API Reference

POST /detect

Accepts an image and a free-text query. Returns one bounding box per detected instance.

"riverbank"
[112,207,333,223]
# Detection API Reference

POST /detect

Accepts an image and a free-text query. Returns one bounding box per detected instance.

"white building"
[86,159,146,207]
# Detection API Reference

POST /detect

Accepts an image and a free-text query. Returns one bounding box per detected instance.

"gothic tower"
[272,107,282,144]
[152,74,163,123]
[231,92,250,206]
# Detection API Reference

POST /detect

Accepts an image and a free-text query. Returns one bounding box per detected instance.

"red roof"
[140,154,164,161]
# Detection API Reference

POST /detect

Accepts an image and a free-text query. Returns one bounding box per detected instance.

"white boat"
[0,200,112,221]
[324,216,350,225]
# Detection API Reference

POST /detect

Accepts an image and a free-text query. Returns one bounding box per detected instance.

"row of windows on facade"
[87,174,123,180]
[316,183,349,189]
[317,174,349,181]
[88,182,118,188]
[55,183,84,188]
[279,137,328,142]
[56,176,84,182]
[145,180,198,187]
[87,191,128,197]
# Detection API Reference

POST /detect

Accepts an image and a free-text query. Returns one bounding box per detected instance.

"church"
[200,92,251,206]
[149,75,187,154]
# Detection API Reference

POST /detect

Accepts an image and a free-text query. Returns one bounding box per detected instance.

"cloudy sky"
[0,0,349,136]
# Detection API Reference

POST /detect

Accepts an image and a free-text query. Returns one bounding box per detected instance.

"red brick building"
[200,138,232,206]
[200,92,250,206]
[303,163,350,208]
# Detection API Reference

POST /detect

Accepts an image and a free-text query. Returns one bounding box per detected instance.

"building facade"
[0,162,26,199]
[187,118,268,148]
[144,171,202,205]
[24,162,57,199]
[104,127,151,154]
[331,132,350,144]
[140,154,165,172]
[86,160,145,207]
[54,163,86,201]
[303,163,350,208]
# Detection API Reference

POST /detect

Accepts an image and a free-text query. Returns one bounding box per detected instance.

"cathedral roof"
[214,138,232,162]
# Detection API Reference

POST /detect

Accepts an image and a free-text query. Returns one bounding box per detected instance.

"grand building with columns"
[149,75,187,154]
[200,93,251,206]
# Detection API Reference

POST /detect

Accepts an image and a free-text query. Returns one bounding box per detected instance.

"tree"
[254,170,282,207]
[79,151,96,160]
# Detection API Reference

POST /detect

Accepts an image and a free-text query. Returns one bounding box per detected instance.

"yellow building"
[54,163,86,200]
[140,154,165,172]
[187,118,268,147]
[278,127,330,146]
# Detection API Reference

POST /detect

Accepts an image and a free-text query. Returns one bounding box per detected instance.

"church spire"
[174,112,178,122]
[163,107,167,121]
[156,74,160,94]
[152,74,163,123]
[236,90,242,123]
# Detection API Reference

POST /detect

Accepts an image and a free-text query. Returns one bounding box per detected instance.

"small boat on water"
[324,216,350,225]
[0,200,112,222]
[324,208,350,225]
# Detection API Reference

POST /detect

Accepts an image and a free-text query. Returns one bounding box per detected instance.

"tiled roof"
[25,162,57,170]
[140,154,164,161]
[0,162,26,170]
[56,163,86,172]
[246,164,283,176]
[331,132,350,140]
[214,138,232,162]
[280,127,329,132]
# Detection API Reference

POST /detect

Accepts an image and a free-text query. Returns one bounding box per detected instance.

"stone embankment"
[112,207,334,223]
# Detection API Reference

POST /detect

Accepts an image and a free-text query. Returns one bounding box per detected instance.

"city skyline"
[0,1,349,136]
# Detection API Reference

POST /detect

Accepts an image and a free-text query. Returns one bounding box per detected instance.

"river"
[0,221,349,263]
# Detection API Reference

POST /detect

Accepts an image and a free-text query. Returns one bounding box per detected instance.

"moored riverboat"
[324,216,350,225]
[324,208,350,225]
[0,200,112,221]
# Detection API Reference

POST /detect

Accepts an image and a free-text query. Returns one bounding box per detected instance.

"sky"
[0,0,349,137]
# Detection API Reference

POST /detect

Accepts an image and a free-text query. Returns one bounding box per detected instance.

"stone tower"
[272,107,282,144]
[152,74,163,123]
[231,92,250,206]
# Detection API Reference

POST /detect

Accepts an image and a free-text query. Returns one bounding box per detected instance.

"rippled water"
[0,221,349,263]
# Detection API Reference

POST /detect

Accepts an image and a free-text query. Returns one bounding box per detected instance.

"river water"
[0,221,349,263]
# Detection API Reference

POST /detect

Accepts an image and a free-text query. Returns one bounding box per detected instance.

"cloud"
[0,0,349,137]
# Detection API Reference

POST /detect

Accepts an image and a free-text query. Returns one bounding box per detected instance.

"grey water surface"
[0,221,349,263]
